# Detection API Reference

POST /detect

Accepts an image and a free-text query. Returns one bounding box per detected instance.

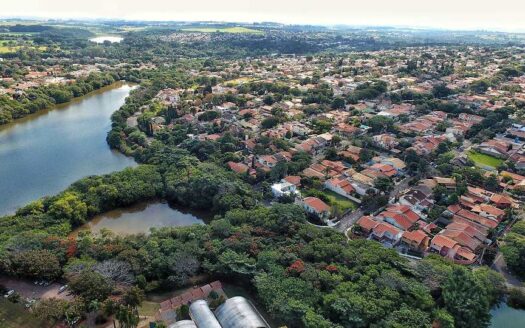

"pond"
[89,36,124,43]
[0,83,136,216]
[490,302,525,328]
[72,200,209,236]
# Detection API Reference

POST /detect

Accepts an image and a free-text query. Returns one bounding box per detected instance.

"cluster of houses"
[356,177,517,264]
[119,47,525,265]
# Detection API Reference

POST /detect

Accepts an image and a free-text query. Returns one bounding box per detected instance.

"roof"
[215,296,269,328]
[431,234,458,250]
[442,229,482,252]
[189,300,222,328]
[402,230,428,245]
[169,321,198,328]
[303,197,331,213]
[283,175,301,186]
[372,222,402,238]
[455,247,477,261]
[356,216,379,231]
[490,194,513,206]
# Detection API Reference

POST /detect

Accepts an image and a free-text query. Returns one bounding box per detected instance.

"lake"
[491,302,525,328]
[0,83,137,216]
[89,36,124,43]
[73,200,208,236]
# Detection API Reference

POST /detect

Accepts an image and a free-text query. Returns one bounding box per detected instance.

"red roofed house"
[324,177,356,199]
[370,222,403,244]
[490,194,514,209]
[401,229,430,251]
[377,204,420,230]
[356,216,379,234]
[299,197,331,222]
[227,161,249,174]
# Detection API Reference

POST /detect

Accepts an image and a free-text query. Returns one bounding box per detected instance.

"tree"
[116,304,139,328]
[69,271,113,304]
[374,176,393,193]
[33,298,68,323]
[442,267,491,328]
[331,97,345,109]
[261,116,279,129]
[432,84,453,99]
[367,116,394,133]
[10,249,61,280]
[501,221,525,279]
[48,192,88,226]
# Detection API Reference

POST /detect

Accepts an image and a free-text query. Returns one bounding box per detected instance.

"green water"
[490,303,525,328]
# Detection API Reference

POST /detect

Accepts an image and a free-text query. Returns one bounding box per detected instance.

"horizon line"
[2,16,525,34]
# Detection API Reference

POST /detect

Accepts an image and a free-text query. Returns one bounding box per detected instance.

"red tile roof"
[303,197,331,213]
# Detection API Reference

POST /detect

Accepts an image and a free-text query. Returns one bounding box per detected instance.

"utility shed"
[189,300,222,328]
[215,296,269,328]
[168,321,197,328]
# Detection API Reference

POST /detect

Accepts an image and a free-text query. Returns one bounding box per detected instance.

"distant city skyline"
[3,0,525,32]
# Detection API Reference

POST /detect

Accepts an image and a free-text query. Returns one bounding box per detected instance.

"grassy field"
[323,190,358,213]
[0,299,49,328]
[468,150,504,168]
[138,301,160,316]
[224,77,255,86]
[181,26,263,34]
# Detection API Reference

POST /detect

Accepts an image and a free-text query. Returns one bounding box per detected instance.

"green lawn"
[468,150,503,168]
[138,301,160,316]
[323,190,358,213]
[0,299,49,328]
[181,27,263,34]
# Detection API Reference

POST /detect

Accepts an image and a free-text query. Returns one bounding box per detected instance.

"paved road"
[491,252,525,291]
[334,176,411,233]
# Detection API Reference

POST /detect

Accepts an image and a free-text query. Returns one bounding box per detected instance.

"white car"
[58,285,68,293]
[4,290,14,298]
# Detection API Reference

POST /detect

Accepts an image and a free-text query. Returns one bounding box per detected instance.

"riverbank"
[0,81,129,129]
[0,73,121,126]
[0,83,137,215]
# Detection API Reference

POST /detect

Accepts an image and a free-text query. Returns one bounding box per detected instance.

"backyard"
[468,150,504,168]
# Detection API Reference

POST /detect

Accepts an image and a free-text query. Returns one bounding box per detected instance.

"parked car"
[4,290,14,298]
[58,285,68,294]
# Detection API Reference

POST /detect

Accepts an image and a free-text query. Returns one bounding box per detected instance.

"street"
[335,176,412,233]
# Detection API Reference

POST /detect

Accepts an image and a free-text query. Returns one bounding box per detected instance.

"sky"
[3,0,525,32]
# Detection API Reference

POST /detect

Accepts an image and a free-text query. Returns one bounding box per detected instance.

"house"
[433,177,456,190]
[377,205,420,230]
[490,194,514,209]
[283,176,301,187]
[370,222,403,245]
[356,215,379,234]
[401,230,430,251]
[324,177,356,200]
[271,182,299,198]
[372,134,399,150]
[429,234,477,263]
[399,186,433,215]
[227,161,250,174]
[257,155,278,168]
[299,197,331,221]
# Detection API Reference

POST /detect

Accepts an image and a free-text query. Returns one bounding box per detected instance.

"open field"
[0,45,47,53]
[468,150,504,168]
[139,301,160,316]
[324,190,358,213]
[181,26,264,34]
